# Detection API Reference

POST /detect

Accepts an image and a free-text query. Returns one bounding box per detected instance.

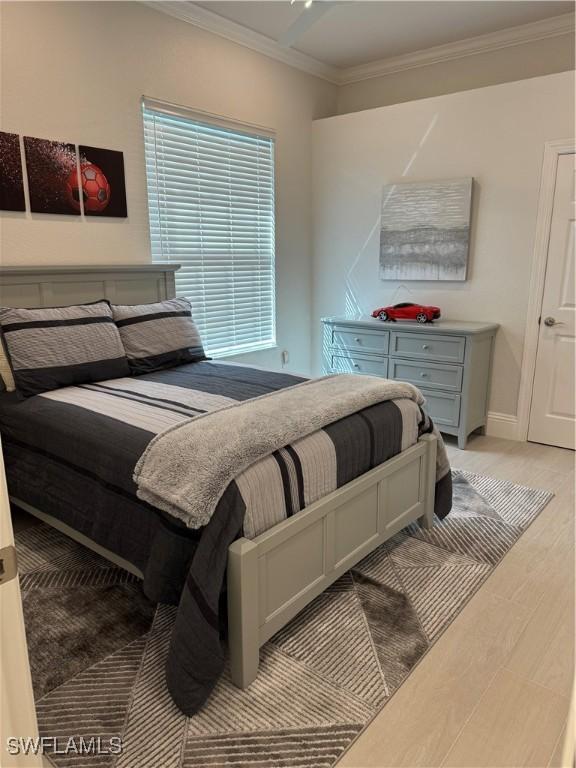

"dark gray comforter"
[0,361,452,714]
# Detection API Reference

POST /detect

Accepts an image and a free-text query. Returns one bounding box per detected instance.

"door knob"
[543,316,564,327]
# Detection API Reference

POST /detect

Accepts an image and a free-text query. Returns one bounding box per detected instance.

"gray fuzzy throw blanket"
[134,374,424,529]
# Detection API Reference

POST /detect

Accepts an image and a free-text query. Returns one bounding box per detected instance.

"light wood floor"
[338,434,574,768]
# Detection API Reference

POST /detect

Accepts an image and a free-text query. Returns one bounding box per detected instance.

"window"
[143,100,276,357]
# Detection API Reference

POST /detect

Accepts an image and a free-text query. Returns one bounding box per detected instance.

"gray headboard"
[0,264,179,308]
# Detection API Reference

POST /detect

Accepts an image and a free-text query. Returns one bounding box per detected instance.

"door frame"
[0,436,43,767]
[517,138,576,442]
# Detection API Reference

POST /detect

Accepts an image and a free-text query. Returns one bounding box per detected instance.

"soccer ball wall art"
[78,145,127,217]
[0,133,127,217]
[0,131,26,211]
[24,137,80,215]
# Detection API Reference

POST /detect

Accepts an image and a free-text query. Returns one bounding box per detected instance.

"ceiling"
[194,1,574,69]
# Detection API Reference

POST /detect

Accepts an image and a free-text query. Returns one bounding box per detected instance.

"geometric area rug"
[16,470,552,768]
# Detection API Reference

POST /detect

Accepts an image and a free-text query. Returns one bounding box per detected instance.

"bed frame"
[0,265,437,689]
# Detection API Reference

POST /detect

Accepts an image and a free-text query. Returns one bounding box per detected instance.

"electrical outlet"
[281,350,289,366]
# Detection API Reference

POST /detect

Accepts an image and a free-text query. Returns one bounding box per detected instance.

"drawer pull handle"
[420,372,428,377]
[353,363,360,369]
[422,344,429,350]
[354,337,362,343]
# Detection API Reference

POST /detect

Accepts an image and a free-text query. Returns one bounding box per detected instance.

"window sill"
[209,342,278,359]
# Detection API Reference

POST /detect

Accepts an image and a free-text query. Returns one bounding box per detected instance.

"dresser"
[322,316,499,449]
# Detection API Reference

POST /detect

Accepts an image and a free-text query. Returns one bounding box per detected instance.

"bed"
[0,264,452,715]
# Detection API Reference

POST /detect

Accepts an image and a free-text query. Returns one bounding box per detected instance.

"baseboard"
[486,411,521,441]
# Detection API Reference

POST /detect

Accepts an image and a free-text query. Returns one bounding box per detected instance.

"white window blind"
[143,102,276,357]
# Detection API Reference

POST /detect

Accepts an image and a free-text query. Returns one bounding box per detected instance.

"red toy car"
[371,302,441,323]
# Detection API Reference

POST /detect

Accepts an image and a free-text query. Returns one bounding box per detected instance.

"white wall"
[0,1,337,374]
[1,3,574,392]
[312,72,575,418]
[337,34,575,114]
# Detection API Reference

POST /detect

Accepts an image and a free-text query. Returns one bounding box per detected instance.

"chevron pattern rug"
[17,470,552,768]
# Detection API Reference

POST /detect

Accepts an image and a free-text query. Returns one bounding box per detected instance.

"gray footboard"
[227,432,437,688]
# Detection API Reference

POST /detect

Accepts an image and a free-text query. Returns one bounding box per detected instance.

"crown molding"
[144,4,575,87]
[339,12,575,84]
[144,1,340,83]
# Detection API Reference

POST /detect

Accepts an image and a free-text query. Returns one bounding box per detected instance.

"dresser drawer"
[390,332,465,363]
[332,325,389,355]
[330,353,388,378]
[389,358,463,392]
[420,390,461,427]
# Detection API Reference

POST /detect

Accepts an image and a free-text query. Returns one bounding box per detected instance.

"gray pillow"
[112,298,206,374]
[0,300,130,397]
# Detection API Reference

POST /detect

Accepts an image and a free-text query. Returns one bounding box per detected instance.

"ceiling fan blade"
[278,2,334,48]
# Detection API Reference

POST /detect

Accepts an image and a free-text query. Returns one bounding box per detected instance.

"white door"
[528,152,576,450]
[0,437,43,767]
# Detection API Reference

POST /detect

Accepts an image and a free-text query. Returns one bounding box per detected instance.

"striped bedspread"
[39,367,449,539]
[0,360,452,715]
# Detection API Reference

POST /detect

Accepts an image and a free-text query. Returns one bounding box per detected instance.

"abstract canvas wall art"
[380,178,472,281]
[24,137,80,215]
[78,145,127,217]
[0,131,26,211]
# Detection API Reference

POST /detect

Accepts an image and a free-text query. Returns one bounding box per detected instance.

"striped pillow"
[0,301,130,397]
[112,298,206,374]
